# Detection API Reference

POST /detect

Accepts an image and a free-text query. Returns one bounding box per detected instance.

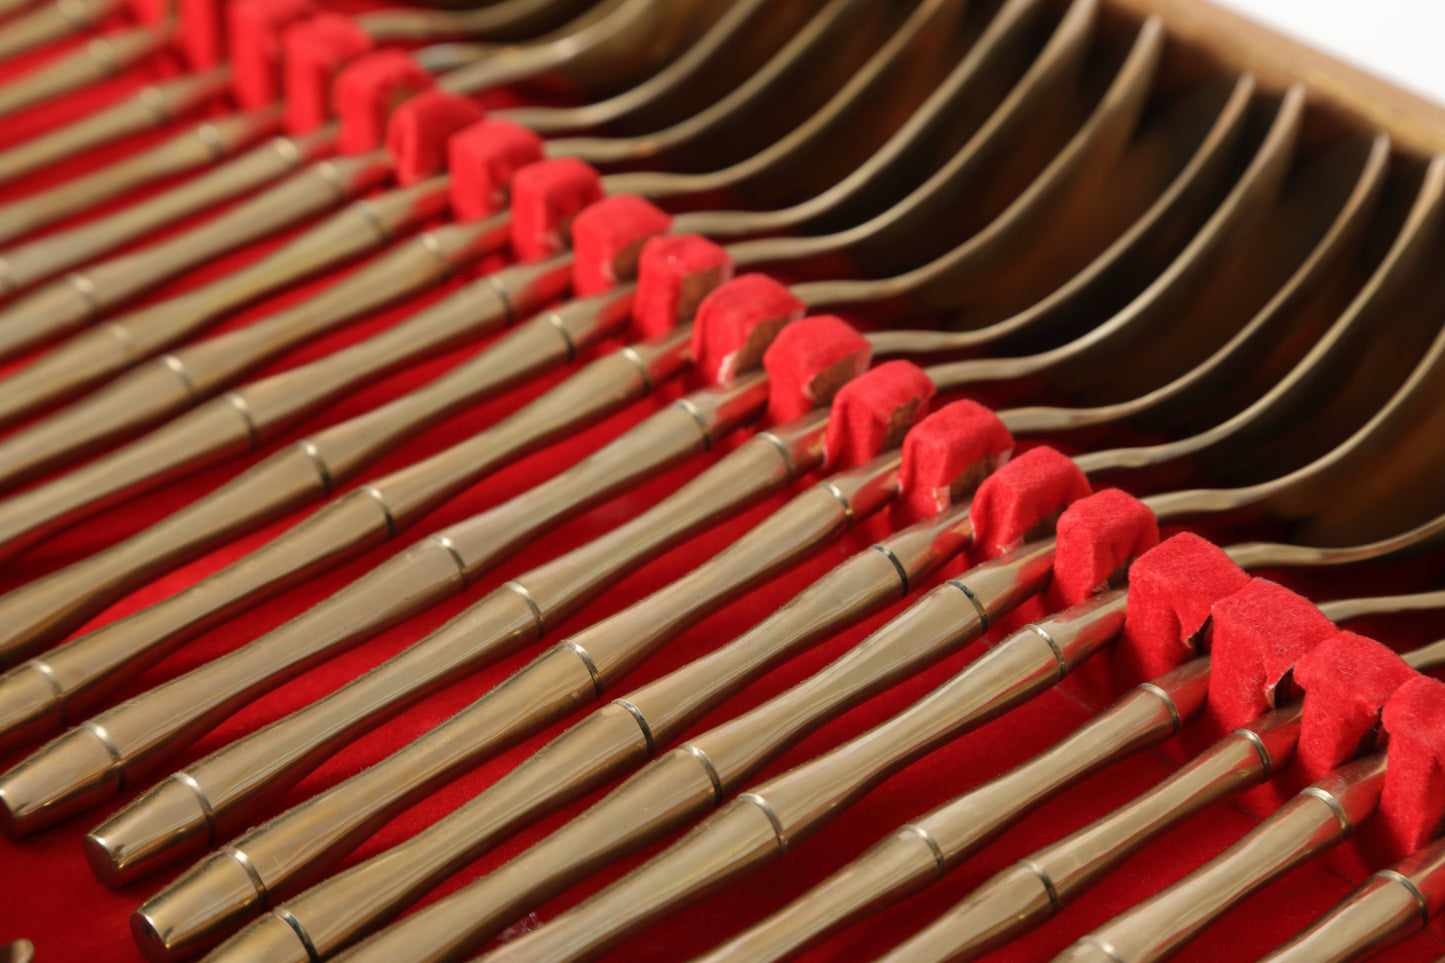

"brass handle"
[0,318,683,831]
[0,22,170,121]
[0,254,564,592]
[0,211,503,495]
[0,169,443,427]
[1056,753,1388,963]
[0,146,387,366]
[0,124,326,295]
[0,66,234,203]
[0,0,120,61]
[324,541,1057,963]
[1259,833,1445,963]
[877,705,1305,963]
[186,497,975,963]
[104,371,794,886]
[478,591,1129,963]
[695,656,1212,963]
[0,278,605,672]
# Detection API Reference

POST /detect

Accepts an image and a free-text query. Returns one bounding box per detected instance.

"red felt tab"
[447,119,545,222]
[970,446,1090,560]
[282,14,374,135]
[897,400,1013,521]
[178,0,224,68]
[571,196,674,296]
[1379,675,1445,859]
[336,51,434,156]
[386,90,487,186]
[1047,489,1159,611]
[509,158,605,262]
[229,0,317,110]
[1117,533,1249,685]
[690,275,804,385]
[1206,578,1340,734]
[633,235,734,339]
[823,360,935,469]
[1294,632,1417,784]
[761,316,871,424]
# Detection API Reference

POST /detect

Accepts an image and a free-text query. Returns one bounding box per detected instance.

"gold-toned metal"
[0,209,510,493]
[0,0,941,486]
[876,705,1307,963]
[0,123,328,291]
[1053,753,1389,963]
[0,307,703,831]
[0,142,390,363]
[304,540,1057,963]
[475,590,1131,963]
[0,172,451,426]
[0,0,118,63]
[690,657,1213,963]
[0,0,1065,688]
[0,65,234,199]
[0,22,172,121]
[1258,833,1445,963]
[151,497,981,962]
[699,629,1445,963]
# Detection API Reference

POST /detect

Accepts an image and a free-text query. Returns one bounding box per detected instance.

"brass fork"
[0,0,1104,671]
[0,0,914,475]
[234,141,1445,963]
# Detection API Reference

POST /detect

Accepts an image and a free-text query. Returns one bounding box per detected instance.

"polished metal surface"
[1054,753,1389,963]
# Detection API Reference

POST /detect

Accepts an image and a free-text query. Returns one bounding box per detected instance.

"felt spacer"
[822,360,935,469]
[282,14,374,135]
[448,119,545,222]
[1205,578,1340,735]
[761,316,871,424]
[1116,533,1249,686]
[386,90,487,187]
[228,0,317,110]
[1293,631,1417,785]
[1378,675,1445,859]
[1047,489,1159,611]
[336,51,434,156]
[509,158,605,262]
[633,235,734,340]
[897,400,1013,521]
[969,446,1090,561]
[177,0,224,68]
[570,196,674,296]
[691,275,805,386]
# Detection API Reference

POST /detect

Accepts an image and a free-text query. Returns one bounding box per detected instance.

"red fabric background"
[1,32,1444,963]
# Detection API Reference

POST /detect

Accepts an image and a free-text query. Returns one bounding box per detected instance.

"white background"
[1210,0,1445,103]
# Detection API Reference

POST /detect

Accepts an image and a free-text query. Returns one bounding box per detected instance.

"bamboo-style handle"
[1259,833,1445,963]
[0,66,234,202]
[0,254,567,589]
[0,147,387,365]
[185,496,976,963]
[0,0,119,61]
[0,211,506,495]
[325,542,1057,963]
[0,172,444,427]
[0,282,613,674]
[0,313,676,833]
[0,124,327,293]
[693,657,1212,963]
[481,592,1129,963]
[1055,753,1388,963]
[104,374,801,888]
[877,705,1305,963]
[0,23,170,121]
